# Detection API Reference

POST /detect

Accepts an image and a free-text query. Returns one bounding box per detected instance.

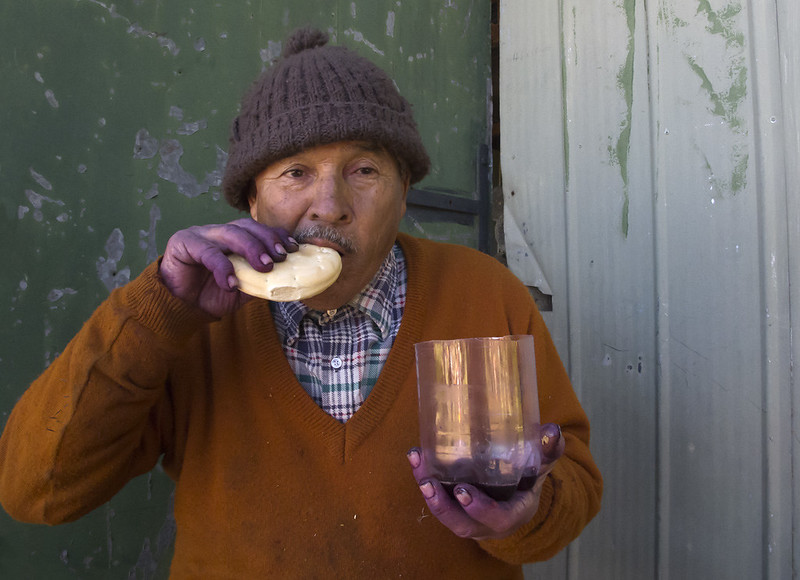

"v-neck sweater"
[0,233,602,579]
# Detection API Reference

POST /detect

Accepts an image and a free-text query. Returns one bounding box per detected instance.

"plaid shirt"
[270,245,407,422]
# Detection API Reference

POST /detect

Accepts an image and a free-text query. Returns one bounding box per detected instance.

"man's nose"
[309,173,352,223]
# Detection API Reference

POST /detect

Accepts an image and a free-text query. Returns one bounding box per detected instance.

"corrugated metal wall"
[502,0,799,578]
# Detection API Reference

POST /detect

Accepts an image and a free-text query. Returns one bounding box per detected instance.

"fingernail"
[260,253,271,265]
[227,274,238,289]
[454,487,472,506]
[419,481,435,499]
[407,449,421,469]
[274,243,286,256]
[541,423,562,449]
[287,237,299,247]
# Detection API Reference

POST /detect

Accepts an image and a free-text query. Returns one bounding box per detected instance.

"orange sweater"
[0,233,602,579]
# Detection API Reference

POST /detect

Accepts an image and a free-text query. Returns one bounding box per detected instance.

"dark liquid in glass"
[516,473,538,491]
[440,472,539,501]
[440,481,519,502]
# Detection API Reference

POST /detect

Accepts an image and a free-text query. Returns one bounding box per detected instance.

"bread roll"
[229,244,342,301]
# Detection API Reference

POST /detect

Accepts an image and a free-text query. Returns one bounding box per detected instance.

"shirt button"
[330,357,343,369]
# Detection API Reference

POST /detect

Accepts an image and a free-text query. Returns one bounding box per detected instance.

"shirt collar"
[272,244,401,344]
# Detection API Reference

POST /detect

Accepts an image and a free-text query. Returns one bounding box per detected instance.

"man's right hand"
[159,218,299,318]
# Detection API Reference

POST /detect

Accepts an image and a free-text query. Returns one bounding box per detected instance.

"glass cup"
[415,335,540,501]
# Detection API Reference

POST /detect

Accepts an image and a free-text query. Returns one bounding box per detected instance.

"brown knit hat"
[222,27,431,211]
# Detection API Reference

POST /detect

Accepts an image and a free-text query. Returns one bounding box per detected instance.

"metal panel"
[502,0,797,578]
[0,1,490,576]
[776,1,800,577]
[503,1,657,577]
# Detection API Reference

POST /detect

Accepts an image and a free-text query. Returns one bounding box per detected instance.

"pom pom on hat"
[282,27,328,57]
[222,27,430,211]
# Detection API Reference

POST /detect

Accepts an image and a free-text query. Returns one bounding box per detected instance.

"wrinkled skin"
[408,423,565,540]
[247,141,408,312]
[160,140,408,318]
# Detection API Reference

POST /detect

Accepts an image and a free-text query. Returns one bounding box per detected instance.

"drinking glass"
[415,335,540,501]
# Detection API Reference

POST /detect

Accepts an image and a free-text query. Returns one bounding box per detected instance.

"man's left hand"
[407,423,564,540]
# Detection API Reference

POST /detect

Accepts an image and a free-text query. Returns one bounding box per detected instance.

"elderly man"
[0,28,601,578]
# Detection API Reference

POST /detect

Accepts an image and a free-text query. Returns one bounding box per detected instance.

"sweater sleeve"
[0,262,213,525]
[477,296,603,564]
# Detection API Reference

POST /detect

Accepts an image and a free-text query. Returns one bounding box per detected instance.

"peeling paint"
[701,146,749,196]
[139,203,162,264]
[687,1,749,194]
[143,183,159,200]
[176,119,208,136]
[609,0,636,238]
[106,504,115,569]
[658,3,688,30]
[134,129,225,198]
[47,288,77,303]
[686,55,747,132]
[157,140,223,198]
[86,0,180,56]
[44,89,59,108]
[134,129,159,160]
[22,189,52,208]
[127,492,176,578]
[259,41,282,66]
[30,168,53,191]
[168,106,184,121]
[96,228,130,292]
[23,189,65,223]
[343,29,385,56]
[386,11,396,37]
[696,0,744,48]
[128,24,180,56]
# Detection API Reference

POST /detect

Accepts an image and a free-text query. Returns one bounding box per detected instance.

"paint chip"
[44,89,59,108]
[134,129,159,160]
[30,168,53,191]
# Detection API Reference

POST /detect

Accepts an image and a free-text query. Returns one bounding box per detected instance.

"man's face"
[248,141,409,310]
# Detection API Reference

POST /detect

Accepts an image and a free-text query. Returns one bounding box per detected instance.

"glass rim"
[414,334,534,348]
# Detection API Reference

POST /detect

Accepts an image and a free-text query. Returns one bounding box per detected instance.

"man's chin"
[301,284,348,311]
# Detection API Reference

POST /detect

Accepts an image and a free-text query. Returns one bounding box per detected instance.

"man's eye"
[285,168,304,178]
[355,166,376,175]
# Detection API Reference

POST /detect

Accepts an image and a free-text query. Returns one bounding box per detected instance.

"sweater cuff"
[119,261,217,346]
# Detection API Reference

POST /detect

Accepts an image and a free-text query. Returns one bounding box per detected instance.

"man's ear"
[400,175,411,215]
[247,181,258,220]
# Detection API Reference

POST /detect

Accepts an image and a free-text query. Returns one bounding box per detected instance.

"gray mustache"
[293,225,357,254]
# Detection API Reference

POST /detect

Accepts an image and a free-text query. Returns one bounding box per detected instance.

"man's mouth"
[294,225,356,255]
[305,238,345,256]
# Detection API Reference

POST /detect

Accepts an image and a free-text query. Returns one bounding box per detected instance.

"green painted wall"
[0,1,490,576]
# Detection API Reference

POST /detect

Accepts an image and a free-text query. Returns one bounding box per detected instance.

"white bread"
[229,244,342,301]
